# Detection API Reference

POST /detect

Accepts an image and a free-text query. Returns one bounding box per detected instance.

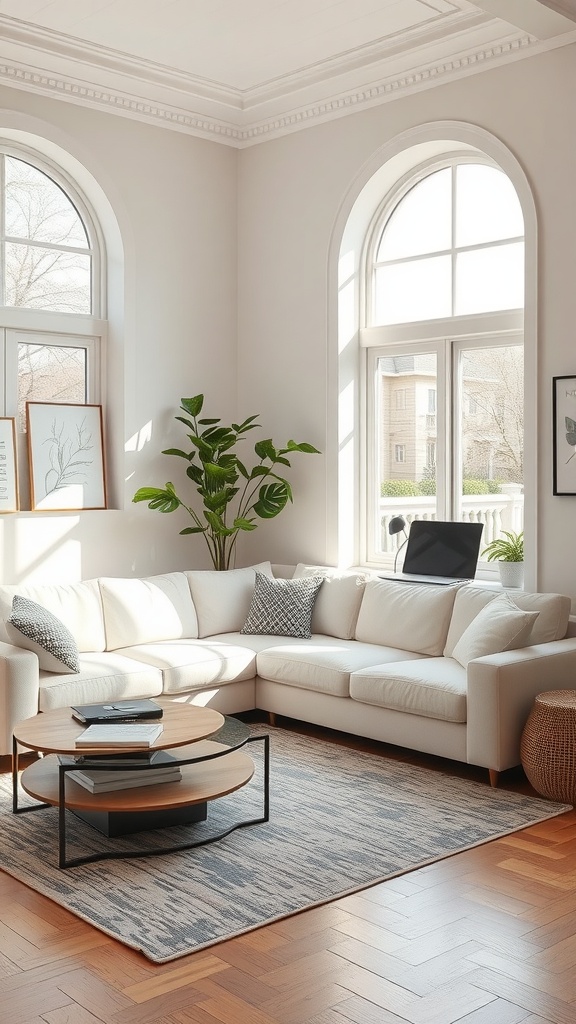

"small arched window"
[0,147,105,436]
[363,158,525,569]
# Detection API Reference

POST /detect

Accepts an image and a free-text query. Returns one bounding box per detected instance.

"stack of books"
[58,749,182,794]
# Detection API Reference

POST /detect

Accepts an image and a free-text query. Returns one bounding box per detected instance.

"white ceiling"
[0,0,574,146]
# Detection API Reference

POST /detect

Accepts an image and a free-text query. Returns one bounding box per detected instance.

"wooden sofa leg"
[489,769,499,788]
[268,712,277,727]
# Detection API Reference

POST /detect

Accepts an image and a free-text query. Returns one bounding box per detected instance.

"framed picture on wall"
[553,375,576,495]
[0,418,19,512]
[26,402,107,511]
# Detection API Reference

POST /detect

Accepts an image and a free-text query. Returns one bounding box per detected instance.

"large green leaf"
[286,440,321,454]
[253,482,289,518]
[233,517,257,531]
[254,439,277,461]
[180,395,204,417]
[132,485,181,513]
[161,448,191,460]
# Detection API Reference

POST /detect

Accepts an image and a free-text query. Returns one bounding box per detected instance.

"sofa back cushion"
[185,562,272,638]
[354,578,459,656]
[443,585,571,657]
[0,578,106,652]
[99,573,198,650]
[293,564,368,639]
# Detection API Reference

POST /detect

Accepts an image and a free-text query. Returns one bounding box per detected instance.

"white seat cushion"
[99,573,198,650]
[117,640,258,693]
[350,658,467,723]
[38,653,163,711]
[256,637,428,698]
[355,578,459,655]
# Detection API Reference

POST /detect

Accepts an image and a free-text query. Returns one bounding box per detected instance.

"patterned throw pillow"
[7,594,80,673]
[241,572,324,638]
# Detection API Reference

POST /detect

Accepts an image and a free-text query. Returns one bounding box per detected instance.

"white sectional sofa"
[1,561,575,785]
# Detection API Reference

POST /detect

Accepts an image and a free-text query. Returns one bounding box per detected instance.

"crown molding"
[0,22,573,147]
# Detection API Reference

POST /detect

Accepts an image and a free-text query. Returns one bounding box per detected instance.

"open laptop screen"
[401,520,484,580]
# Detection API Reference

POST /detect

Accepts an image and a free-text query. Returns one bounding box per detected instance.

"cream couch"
[1,561,575,785]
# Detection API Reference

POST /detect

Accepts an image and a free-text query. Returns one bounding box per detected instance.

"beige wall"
[237,45,576,601]
[0,44,574,601]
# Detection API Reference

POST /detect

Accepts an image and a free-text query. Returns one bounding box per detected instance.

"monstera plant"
[133,394,320,571]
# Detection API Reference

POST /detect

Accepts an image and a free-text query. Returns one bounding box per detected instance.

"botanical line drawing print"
[43,416,94,495]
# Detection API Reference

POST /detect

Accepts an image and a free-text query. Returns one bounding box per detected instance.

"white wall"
[237,45,576,602]
[0,85,238,582]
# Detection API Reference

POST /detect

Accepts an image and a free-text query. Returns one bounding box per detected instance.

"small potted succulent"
[481,530,524,588]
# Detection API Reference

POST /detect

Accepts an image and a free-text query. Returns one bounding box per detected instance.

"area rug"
[0,725,570,963]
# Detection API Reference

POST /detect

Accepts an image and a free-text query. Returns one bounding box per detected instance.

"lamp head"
[388,515,407,536]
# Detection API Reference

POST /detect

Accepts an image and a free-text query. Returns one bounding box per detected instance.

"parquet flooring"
[1,720,576,1024]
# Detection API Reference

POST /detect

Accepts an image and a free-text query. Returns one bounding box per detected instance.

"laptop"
[391,520,484,586]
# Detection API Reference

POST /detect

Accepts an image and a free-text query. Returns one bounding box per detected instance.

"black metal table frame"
[12,730,270,869]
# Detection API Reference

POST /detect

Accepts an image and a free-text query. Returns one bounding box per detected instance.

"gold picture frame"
[26,402,106,511]
[0,417,19,512]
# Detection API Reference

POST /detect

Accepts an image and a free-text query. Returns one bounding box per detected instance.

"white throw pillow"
[241,572,324,638]
[186,562,272,637]
[451,593,539,668]
[7,594,80,673]
[293,564,368,639]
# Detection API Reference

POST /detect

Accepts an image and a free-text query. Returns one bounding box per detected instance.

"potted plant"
[133,394,319,570]
[481,530,524,588]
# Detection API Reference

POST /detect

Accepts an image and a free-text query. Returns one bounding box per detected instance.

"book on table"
[59,750,182,793]
[71,699,163,724]
[74,723,164,747]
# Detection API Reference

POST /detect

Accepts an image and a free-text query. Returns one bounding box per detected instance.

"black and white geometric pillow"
[241,571,324,638]
[7,594,80,673]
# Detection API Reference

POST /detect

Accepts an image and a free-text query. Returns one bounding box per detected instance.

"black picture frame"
[553,375,576,495]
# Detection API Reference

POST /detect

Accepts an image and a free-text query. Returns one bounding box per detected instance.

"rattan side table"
[521,690,576,803]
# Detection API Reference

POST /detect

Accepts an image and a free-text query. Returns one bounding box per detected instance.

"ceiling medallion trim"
[0,31,543,147]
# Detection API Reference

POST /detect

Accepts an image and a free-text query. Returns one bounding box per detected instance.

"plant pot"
[498,561,524,589]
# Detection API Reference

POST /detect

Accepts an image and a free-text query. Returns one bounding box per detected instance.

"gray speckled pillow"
[241,572,324,638]
[7,594,80,673]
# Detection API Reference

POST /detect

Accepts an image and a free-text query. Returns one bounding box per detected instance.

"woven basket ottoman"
[521,689,576,803]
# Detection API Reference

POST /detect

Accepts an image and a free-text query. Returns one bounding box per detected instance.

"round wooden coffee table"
[13,700,269,868]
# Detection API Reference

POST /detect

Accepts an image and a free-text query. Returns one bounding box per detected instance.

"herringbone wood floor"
[1,718,576,1024]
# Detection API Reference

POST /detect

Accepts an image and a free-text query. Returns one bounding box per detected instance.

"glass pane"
[455,242,524,315]
[377,169,451,261]
[455,164,524,247]
[18,343,86,431]
[374,255,451,325]
[5,157,88,247]
[5,242,91,313]
[458,344,523,548]
[375,352,438,560]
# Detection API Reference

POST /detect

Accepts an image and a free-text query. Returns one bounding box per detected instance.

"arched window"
[363,157,525,567]
[0,146,105,434]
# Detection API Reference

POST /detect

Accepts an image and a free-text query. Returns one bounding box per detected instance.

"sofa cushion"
[256,639,428,698]
[451,593,539,668]
[443,585,571,656]
[293,564,368,639]
[99,573,198,650]
[0,579,106,652]
[117,640,257,694]
[186,562,272,638]
[355,578,459,656]
[38,653,163,712]
[7,595,80,673]
[241,572,324,638]
[350,658,467,723]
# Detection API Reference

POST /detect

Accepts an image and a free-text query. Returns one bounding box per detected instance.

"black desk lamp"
[388,515,408,573]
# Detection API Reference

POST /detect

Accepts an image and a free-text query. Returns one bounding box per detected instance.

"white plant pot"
[498,561,524,589]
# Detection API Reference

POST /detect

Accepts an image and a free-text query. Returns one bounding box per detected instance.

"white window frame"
[0,145,106,426]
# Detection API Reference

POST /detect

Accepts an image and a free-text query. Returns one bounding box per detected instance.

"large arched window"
[0,146,105,435]
[362,157,525,568]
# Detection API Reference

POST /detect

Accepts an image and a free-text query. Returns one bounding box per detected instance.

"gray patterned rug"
[0,724,569,963]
